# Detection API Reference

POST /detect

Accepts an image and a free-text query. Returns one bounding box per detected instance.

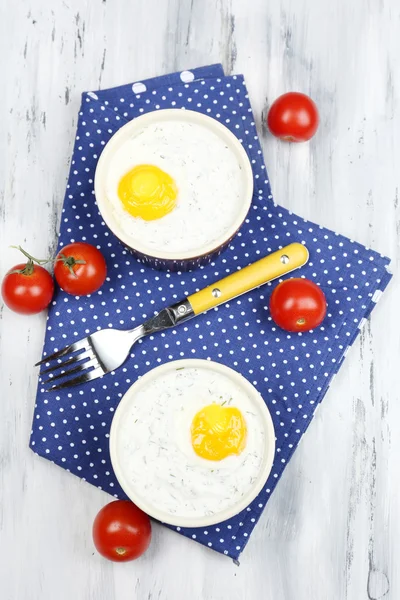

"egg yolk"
[118,164,178,221]
[191,404,247,461]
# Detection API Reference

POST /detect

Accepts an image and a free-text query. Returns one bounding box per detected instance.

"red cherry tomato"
[92,500,152,562]
[54,242,107,296]
[267,92,319,142]
[269,278,327,332]
[2,263,54,315]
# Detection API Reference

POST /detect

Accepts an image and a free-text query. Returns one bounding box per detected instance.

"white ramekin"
[109,359,275,528]
[94,109,254,272]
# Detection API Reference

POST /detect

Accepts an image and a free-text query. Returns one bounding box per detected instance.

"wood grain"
[0,0,399,598]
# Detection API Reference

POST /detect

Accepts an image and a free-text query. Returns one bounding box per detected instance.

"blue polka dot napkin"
[30,64,392,561]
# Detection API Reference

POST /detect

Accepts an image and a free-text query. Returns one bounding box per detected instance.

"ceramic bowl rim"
[94,109,254,261]
[109,359,276,528]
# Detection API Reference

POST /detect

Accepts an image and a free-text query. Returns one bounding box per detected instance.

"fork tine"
[40,349,95,374]
[42,358,100,385]
[35,338,88,367]
[48,367,105,391]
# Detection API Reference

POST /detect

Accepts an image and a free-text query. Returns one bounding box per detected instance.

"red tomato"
[2,263,54,315]
[92,500,152,562]
[269,278,327,332]
[54,242,107,296]
[267,92,319,142]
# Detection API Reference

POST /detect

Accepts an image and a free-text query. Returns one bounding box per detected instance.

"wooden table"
[1,1,399,598]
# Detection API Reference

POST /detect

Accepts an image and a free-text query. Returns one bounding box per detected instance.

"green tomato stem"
[56,253,86,277]
[10,245,50,265]
[9,245,51,276]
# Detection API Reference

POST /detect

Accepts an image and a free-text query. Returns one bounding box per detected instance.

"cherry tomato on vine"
[267,92,319,142]
[92,500,152,562]
[1,246,54,315]
[2,264,54,315]
[54,242,107,296]
[269,278,327,332]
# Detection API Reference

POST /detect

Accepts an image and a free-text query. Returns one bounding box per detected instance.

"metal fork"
[36,243,309,390]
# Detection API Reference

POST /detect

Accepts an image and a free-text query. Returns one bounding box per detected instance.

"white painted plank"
[0,0,399,598]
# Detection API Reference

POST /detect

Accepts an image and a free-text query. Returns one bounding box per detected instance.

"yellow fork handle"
[187,243,309,315]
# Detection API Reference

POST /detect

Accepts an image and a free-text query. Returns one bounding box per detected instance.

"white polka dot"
[180,70,195,83]
[132,82,147,94]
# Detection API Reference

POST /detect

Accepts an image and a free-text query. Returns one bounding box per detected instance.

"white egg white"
[104,120,245,255]
[117,366,266,519]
